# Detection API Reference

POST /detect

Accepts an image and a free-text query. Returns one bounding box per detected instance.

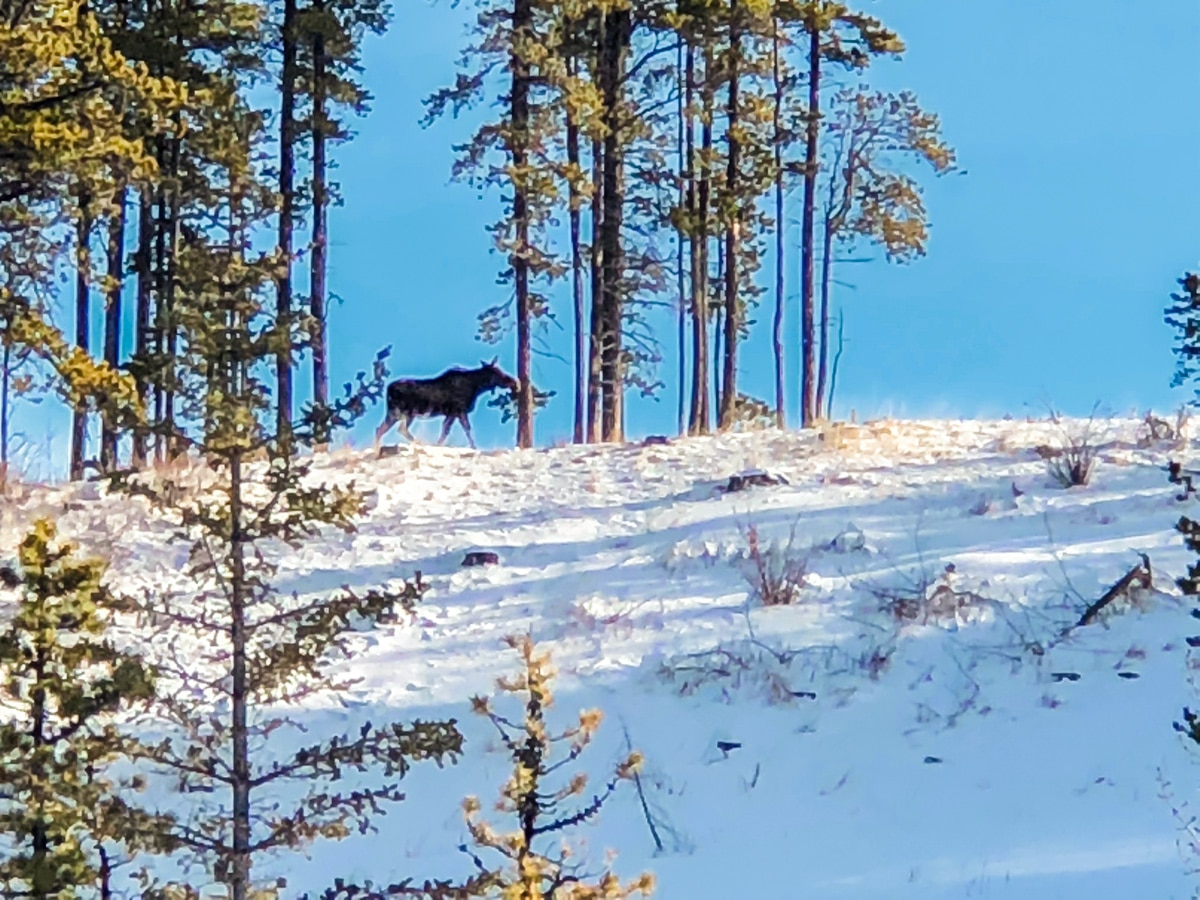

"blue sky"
[17,0,1200,478]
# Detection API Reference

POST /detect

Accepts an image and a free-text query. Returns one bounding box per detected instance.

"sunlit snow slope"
[7,416,1200,899]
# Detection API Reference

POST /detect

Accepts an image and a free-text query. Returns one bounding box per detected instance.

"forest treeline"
[0,0,954,479]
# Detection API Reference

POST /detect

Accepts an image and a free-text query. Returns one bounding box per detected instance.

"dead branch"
[1075,553,1153,629]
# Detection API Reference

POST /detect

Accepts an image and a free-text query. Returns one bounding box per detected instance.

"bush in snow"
[739,523,808,607]
[463,634,655,899]
[1040,407,1100,489]
[0,519,177,897]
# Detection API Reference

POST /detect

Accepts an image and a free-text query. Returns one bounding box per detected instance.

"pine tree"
[814,86,954,417]
[132,187,154,467]
[683,12,716,436]
[463,634,655,898]
[71,191,95,481]
[276,0,300,450]
[0,0,183,475]
[106,0,267,467]
[769,7,789,428]
[425,0,569,449]
[716,0,743,430]
[596,4,632,443]
[0,210,58,476]
[0,518,177,898]
[101,183,128,472]
[1166,270,1200,399]
[711,0,777,431]
[105,123,464,899]
[792,1,902,426]
[1169,442,1200,805]
[675,38,688,436]
[565,44,588,444]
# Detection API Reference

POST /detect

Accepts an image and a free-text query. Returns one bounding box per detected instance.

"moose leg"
[458,414,477,450]
[374,409,399,452]
[398,415,418,443]
[437,416,454,445]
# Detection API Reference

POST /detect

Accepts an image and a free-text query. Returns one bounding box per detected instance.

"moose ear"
[490,356,499,366]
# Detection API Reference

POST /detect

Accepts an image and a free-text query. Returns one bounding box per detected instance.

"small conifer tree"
[1166,270,1200,401]
[102,121,466,899]
[1166,275,1200,803]
[463,635,655,899]
[0,518,177,898]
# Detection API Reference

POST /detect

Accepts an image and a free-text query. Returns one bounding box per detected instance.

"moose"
[374,357,520,451]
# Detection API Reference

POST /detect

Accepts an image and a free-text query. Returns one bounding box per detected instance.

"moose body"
[375,358,519,451]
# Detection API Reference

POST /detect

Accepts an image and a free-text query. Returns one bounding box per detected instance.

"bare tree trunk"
[598,8,630,443]
[163,123,182,459]
[827,313,844,419]
[98,844,113,900]
[276,0,298,450]
[567,57,585,444]
[152,142,168,463]
[712,240,722,413]
[815,217,834,418]
[586,135,603,443]
[228,449,251,900]
[512,0,533,449]
[132,191,152,468]
[771,17,785,429]
[102,185,127,472]
[717,0,741,430]
[1,341,11,473]
[70,192,93,481]
[684,44,702,435]
[310,3,329,419]
[799,20,821,427]
[689,41,713,435]
[675,39,686,437]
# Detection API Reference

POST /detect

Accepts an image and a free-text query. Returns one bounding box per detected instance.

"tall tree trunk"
[712,239,722,413]
[276,0,298,450]
[815,217,834,418]
[228,449,251,900]
[689,41,713,435]
[310,3,329,421]
[70,193,93,481]
[567,56,585,444]
[132,191,152,468]
[102,185,127,472]
[598,8,630,443]
[771,16,785,429]
[685,42,701,434]
[152,140,168,463]
[718,0,741,430]
[586,134,603,443]
[826,312,843,419]
[512,0,533,449]
[29,647,48,871]
[675,39,687,437]
[165,141,182,458]
[799,20,821,426]
[1,341,11,474]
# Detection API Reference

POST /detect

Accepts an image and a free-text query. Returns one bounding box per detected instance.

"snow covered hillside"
[7,415,1200,898]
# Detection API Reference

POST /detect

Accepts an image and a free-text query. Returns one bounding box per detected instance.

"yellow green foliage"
[0,0,185,202]
[824,87,956,262]
[464,635,654,899]
[0,519,176,898]
[6,306,143,428]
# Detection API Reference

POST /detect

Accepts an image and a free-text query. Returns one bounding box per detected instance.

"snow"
[6,414,1200,898]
